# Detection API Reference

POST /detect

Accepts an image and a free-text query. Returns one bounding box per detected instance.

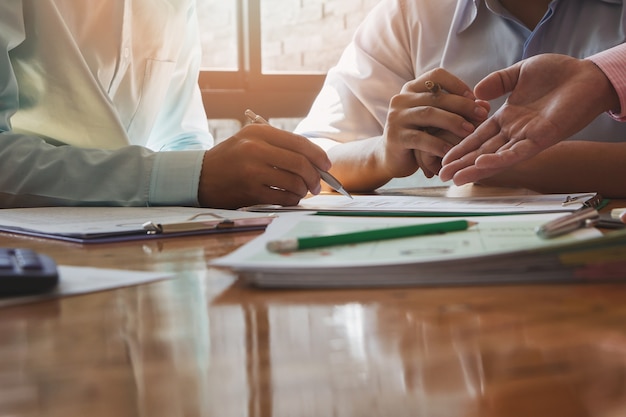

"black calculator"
[0,248,59,296]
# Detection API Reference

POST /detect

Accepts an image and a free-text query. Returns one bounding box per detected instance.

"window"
[197,0,380,139]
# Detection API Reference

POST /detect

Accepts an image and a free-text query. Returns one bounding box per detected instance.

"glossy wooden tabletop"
[2,187,626,417]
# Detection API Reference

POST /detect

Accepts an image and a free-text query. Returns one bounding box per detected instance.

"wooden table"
[2,188,626,417]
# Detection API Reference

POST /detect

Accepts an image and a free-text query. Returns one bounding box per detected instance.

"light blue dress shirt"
[0,0,213,207]
[296,0,626,150]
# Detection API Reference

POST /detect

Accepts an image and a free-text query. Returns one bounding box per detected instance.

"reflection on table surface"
[1,187,626,416]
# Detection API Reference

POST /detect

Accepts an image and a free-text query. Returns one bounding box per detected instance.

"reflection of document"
[211,213,609,288]
[0,207,275,243]
[244,193,597,216]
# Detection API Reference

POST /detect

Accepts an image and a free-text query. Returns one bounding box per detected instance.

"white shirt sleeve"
[294,0,414,149]
[0,0,208,208]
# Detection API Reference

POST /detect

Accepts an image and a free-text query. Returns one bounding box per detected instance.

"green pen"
[266,219,477,253]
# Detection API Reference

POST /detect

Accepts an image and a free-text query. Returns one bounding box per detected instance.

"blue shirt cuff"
[149,150,205,206]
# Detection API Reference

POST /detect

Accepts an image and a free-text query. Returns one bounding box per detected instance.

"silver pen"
[535,207,600,239]
[244,109,352,199]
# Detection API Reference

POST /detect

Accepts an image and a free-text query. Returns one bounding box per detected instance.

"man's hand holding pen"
[245,110,352,199]
[380,68,490,179]
[197,120,332,209]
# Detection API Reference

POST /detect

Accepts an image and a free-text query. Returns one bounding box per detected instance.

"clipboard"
[0,207,276,244]
[142,212,275,234]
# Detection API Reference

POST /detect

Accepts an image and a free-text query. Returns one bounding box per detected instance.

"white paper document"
[211,213,606,288]
[0,266,172,308]
[244,192,599,216]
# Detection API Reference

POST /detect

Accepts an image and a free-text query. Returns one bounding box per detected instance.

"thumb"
[474,61,522,101]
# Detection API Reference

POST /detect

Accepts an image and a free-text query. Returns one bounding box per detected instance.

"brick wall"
[197,0,381,71]
[197,0,381,140]
[260,0,381,72]
[197,1,238,69]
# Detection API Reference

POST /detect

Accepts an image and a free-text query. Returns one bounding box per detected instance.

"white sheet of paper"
[245,192,596,215]
[0,266,173,308]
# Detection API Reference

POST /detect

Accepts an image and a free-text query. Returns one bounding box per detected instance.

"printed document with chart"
[210,212,619,288]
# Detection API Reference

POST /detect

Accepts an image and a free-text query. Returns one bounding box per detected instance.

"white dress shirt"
[296,0,626,150]
[0,0,213,207]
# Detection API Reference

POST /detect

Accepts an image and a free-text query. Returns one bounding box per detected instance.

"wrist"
[197,150,219,207]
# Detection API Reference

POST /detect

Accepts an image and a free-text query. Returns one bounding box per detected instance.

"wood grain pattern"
[1,188,625,416]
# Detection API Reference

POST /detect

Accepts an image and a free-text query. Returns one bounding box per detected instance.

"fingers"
[476,137,545,166]
[240,125,327,194]
[204,177,307,209]
[240,124,331,172]
[198,125,331,208]
[415,152,441,178]
[440,130,543,186]
[399,81,489,129]
[384,71,492,180]
[404,68,475,99]
[381,68,495,181]
[474,61,523,101]
[387,89,488,148]
[445,164,503,186]
[440,123,515,185]
[439,117,505,181]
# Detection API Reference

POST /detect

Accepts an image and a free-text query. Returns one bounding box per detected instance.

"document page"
[245,192,597,215]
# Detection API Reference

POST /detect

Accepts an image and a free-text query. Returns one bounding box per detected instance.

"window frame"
[199,0,326,124]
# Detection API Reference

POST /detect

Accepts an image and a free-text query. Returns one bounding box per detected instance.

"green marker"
[266,219,476,253]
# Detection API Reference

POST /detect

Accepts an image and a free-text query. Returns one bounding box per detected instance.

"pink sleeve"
[588,43,626,121]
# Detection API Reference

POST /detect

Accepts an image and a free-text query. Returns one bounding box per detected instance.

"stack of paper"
[211,213,626,288]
